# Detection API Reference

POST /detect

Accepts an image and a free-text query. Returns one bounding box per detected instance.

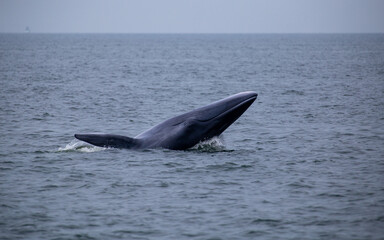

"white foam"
[190,136,226,152]
[58,140,106,153]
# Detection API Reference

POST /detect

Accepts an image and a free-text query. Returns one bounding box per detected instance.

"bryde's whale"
[75,91,257,150]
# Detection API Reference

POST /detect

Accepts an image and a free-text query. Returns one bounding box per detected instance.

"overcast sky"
[1,0,383,33]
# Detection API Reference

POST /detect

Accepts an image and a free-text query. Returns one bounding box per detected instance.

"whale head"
[136,91,258,150]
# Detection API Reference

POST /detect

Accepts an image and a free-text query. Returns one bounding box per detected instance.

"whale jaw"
[74,134,140,149]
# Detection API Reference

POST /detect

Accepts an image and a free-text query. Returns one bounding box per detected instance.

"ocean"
[0,33,383,239]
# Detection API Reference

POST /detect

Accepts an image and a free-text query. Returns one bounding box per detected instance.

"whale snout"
[239,91,258,101]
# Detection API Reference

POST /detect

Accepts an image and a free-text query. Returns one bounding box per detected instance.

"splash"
[58,137,227,153]
[58,140,106,153]
[190,136,227,152]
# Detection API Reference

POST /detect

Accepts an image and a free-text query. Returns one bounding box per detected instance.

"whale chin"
[74,134,140,149]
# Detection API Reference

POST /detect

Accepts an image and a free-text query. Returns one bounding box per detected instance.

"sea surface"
[0,33,383,240]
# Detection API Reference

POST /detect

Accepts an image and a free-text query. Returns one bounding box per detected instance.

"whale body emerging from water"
[75,91,257,150]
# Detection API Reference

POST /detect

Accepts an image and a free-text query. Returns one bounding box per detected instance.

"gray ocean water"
[0,34,383,240]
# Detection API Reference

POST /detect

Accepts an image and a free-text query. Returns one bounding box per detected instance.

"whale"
[75,91,257,150]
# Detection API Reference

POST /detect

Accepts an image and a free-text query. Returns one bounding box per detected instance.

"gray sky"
[1,0,383,33]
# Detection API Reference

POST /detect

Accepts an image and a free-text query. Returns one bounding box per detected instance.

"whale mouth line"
[197,95,257,123]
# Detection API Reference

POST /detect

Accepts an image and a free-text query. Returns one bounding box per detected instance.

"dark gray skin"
[75,91,257,150]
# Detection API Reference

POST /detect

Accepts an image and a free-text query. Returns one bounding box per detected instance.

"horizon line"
[1,31,383,34]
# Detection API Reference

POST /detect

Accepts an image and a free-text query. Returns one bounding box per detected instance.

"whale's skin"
[75,91,257,150]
